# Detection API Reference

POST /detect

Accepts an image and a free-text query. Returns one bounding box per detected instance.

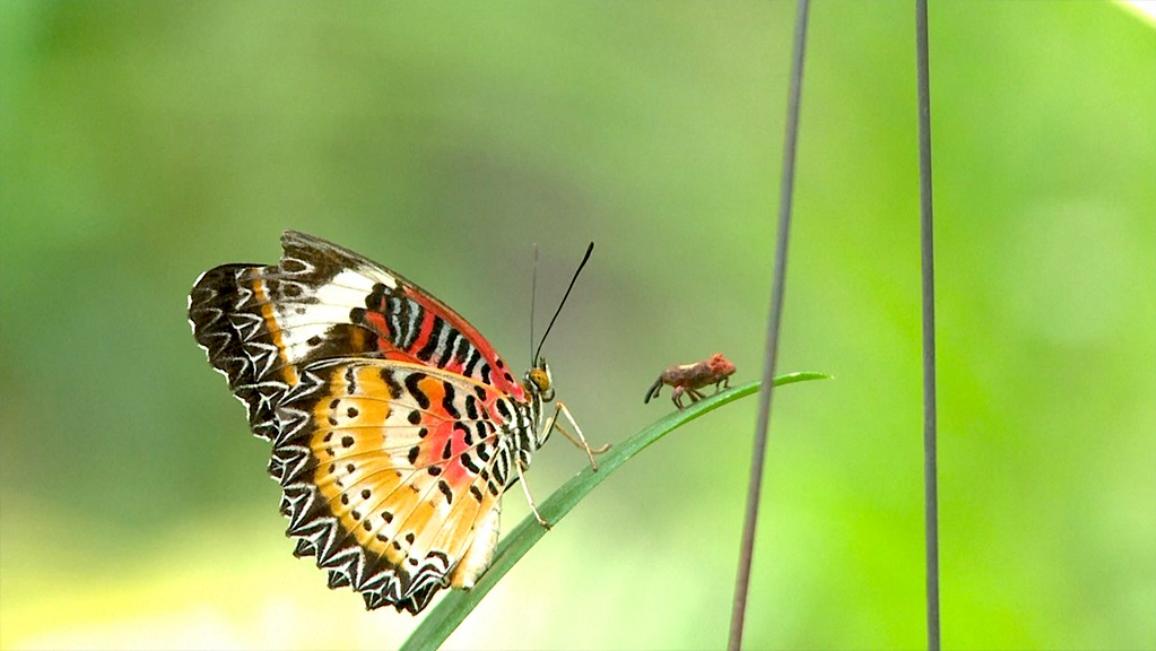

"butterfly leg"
[551,402,610,471]
[672,386,686,410]
[515,461,551,530]
[687,387,708,403]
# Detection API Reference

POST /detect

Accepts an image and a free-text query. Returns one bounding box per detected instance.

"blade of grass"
[401,372,830,651]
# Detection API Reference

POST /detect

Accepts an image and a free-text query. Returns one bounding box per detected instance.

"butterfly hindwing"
[272,359,523,612]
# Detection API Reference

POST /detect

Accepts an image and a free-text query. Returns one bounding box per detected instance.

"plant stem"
[727,1,810,649]
[915,0,941,648]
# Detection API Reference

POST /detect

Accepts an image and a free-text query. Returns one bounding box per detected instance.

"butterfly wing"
[187,231,531,612]
[188,230,525,440]
[274,358,522,613]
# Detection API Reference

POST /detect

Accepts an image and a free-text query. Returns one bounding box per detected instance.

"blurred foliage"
[1,2,1154,650]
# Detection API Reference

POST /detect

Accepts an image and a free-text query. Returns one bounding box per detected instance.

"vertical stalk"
[727,1,810,648]
[915,0,941,648]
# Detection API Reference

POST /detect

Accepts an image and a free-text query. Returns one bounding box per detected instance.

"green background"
[2,2,1153,649]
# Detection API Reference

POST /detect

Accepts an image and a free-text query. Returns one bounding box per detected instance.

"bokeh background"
[2,2,1154,649]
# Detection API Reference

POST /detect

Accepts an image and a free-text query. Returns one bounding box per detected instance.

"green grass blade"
[401,372,829,651]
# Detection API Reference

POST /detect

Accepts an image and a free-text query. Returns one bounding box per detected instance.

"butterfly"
[187,231,605,613]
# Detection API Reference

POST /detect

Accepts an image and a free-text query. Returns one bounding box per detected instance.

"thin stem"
[727,1,810,649]
[915,0,941,649]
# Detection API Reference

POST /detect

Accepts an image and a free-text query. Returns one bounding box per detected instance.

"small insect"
[644,353,737,410]
[187,231,606,614]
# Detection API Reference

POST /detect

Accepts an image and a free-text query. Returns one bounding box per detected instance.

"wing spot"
[382,511,394,523]
[461,453,480,474]
[464,350,482,377]
[308,335,322,346]
[347,407,359,418]
[405,373,431,409]
[470,486,483,501]
[417,317,445,361]
[405,532,415,543]
[341,436,355,448]
[363,521,373,531]
[408,411,421,425]
[428,466,442,476]
[407,446,420,464]
[418,427,429,438]
[437,480,453,504]
[351,509,361,519]
[442,382,460,418]
[341,494,350,505]
[496,400,512,420]
[361,489,371,499]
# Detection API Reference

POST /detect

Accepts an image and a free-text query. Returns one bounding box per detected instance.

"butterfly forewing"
[187,232,534,613]
[188,231,525,438]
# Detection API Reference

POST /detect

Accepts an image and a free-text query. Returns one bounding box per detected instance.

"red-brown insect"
[644,353,737,410]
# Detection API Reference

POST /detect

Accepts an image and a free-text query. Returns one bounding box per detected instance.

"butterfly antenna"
[529,243,539,369]
[534,241,594,364]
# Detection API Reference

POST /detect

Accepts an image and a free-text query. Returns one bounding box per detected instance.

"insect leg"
[672,386,685,410]
[553,402,611,471]
[515,461,551,530]
[687,387,707,403]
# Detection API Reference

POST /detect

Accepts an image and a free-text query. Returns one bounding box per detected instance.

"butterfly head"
[524,358,555,403]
